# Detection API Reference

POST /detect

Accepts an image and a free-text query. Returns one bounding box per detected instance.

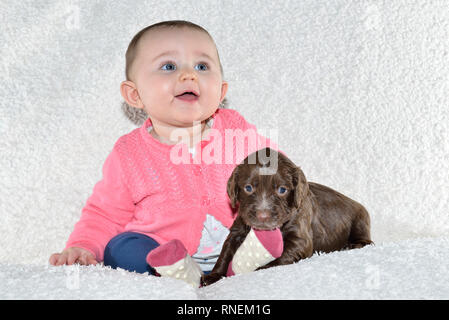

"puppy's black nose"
[256,210,270,222]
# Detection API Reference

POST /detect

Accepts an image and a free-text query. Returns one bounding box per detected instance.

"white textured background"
[0,0,448,299]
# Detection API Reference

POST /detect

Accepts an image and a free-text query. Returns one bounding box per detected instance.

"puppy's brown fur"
[201,148,373,286]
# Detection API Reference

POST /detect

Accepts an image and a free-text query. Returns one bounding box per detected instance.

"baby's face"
[130,27,227,129]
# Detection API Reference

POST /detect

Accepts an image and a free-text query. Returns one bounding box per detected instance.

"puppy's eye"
[277,186,288,195]
[244,184,253,193]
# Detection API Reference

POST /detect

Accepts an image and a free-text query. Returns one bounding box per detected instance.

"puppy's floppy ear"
[227,165,240,209]
[293,166,309,208]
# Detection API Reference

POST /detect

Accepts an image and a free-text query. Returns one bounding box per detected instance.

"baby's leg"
[146,239,203,288]
[227,228,283,276]
[104,231,159,274]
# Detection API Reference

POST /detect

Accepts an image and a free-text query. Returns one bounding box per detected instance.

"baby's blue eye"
[244,185,253,193]
[161,63,176,71]
[278,187,287,194]
[195,63,208,71]
[161,62,208,72]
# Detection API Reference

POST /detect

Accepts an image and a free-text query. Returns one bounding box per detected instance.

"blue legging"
[104,231,160,274]
[104,231,211,275]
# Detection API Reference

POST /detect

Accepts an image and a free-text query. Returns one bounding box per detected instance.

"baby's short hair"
[122,20,227,125]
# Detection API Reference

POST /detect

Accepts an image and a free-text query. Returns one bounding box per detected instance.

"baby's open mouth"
[176,92,199,101]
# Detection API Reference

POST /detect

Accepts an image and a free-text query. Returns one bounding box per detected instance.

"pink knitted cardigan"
[65,108,278,261]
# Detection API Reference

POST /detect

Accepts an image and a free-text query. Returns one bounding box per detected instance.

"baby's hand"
[49,247,97,266]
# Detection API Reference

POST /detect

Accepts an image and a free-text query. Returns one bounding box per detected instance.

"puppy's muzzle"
[256,210,271,223]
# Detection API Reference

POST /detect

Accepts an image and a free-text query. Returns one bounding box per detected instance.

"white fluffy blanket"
[1,0,448,299]
[1,237,448,299]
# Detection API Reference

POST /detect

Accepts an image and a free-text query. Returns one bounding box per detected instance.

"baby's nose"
[180,69,197,81]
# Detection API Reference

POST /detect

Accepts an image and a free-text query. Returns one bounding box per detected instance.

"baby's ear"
[120,80,142,109]
[226,166,240,209]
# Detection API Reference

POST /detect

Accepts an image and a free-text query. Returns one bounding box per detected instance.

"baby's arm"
[50,145,135,265]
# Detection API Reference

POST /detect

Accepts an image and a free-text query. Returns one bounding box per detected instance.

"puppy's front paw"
[200,273,223,287]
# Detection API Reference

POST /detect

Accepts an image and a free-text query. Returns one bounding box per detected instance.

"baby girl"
[49,20,282,287]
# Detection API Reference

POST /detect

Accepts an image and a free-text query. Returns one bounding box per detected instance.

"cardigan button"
[201,196,210,206]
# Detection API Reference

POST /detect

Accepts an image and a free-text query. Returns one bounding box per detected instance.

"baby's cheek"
[202,75,223,94]
[143,77,172,97]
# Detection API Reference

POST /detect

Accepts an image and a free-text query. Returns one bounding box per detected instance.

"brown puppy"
[201,148,373,286]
